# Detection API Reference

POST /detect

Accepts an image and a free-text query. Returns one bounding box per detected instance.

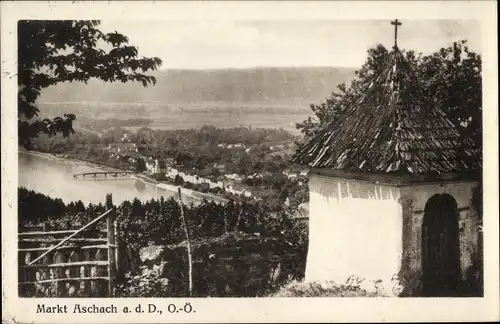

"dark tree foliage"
[135,157,147,173]
[417,40,482,150]
[174,174,185,186]
[296,41,482,150]
[18,187,304,249]
[154,172,167,182]
[18,188,66,225]
[18,20,163,148]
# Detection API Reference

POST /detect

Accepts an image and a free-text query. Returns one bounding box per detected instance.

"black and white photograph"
[2,1,498,323]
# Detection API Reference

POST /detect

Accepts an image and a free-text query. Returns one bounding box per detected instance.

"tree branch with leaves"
[18,20,163,148]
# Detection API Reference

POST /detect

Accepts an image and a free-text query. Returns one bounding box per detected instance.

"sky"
[98,19,480,70]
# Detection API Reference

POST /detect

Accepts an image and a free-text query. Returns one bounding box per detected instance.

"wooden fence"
[18,194,119,297]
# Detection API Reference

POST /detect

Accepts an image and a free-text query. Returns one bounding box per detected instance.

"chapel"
[292,20,482,297]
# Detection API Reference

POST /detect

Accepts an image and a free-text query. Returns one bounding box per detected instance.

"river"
[18,151,198,206]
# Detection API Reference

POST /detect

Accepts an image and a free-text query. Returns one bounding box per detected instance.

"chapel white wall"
[306,174,403,294]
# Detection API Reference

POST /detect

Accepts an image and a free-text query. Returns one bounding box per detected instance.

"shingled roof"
[292,46,480,175]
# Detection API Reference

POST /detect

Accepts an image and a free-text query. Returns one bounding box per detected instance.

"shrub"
[116,262,170,297]
[174,174,184,185]
[154,172,167,181]
[270,278,388,297]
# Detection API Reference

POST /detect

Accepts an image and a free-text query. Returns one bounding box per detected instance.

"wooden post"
[83,250,90,296]
[106,194,117,297]
[114,221,121,280]
[54,251,65,296]
[178,188,193,296]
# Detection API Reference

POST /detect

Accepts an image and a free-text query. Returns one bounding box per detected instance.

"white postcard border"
[2,1,498,323]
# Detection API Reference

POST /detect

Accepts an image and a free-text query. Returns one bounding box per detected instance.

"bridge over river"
[73,171,134,180]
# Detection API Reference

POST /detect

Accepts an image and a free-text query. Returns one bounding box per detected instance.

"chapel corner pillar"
[393,193,421,296]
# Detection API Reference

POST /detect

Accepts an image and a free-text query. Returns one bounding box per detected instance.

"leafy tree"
[135,157,147,173]
[74,200,86,213]
[155,172,167,182]
[18,20,163,148]
[130,198,144,219]
[296,41,482,150]
[174,174,185,186]
[416,40,482,149]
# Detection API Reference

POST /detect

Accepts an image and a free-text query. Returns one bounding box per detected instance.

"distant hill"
[39,67,356,105]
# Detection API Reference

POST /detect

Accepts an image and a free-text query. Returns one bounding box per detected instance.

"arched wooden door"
[422,193,461,296]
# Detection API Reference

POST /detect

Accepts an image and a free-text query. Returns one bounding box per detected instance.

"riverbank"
[19,149,122,173]
[133,173,228,204]
[19,149,227,204]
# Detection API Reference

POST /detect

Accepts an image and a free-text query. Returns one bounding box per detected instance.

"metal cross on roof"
[391,19,402,47]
